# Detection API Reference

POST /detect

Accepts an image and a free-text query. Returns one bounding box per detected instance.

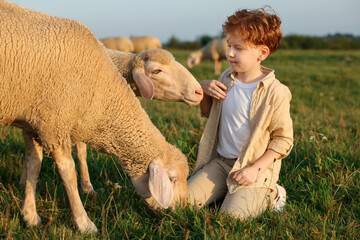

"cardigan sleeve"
[267,86,293,158]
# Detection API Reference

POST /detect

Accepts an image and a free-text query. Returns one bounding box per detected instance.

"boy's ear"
[258,45,270,61]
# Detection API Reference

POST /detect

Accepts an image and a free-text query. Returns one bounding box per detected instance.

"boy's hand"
[232,166,259,186]
[200,80,227,100]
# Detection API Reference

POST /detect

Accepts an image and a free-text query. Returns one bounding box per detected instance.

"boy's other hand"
[200,80,227,100]
[232,166,259,186]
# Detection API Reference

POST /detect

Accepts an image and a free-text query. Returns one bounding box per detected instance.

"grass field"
[1,49,359,239]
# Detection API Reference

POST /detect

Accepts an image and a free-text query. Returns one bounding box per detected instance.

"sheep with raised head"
[131,35,162,53]
[20,48,204,196]
[101,36,135,52]
[0,0,189,234]
[107,48,203,104]
[187,38,227,75]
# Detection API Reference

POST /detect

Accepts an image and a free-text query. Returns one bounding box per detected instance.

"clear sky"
[8,0,360,43]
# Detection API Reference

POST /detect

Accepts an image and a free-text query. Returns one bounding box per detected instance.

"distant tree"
[165,35,201,50]
[326,33,356,40]
[181,41,201,50]
[198,35,213,46]
[280,34,360,50]
[326,33,360,49]
[167,35,180,49]
[219,32,226,39]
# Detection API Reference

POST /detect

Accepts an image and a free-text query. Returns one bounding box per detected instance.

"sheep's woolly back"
[101,36,134,52]
[131,36,162,54]
[0,0,188,178]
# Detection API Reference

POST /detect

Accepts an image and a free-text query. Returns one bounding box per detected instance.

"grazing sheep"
[131,35,162,53]
[0,0,189,234]
[101,36,135,52]
[20,48,204,196]
[186,38,227,75]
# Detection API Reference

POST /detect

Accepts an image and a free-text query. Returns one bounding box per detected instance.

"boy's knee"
[220,205,263,221]
[221,208,250,221]
[187,184,206,208]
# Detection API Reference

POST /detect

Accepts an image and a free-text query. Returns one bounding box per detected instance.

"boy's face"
[226,33,263,74]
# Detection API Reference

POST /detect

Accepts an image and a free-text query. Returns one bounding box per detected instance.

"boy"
[187,8,293,220]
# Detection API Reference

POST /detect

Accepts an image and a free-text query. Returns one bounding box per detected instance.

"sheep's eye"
[152,69,162,74]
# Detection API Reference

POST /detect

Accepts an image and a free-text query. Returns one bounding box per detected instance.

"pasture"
[0,49,359,239]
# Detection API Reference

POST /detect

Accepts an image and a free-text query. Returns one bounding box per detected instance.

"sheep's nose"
[195,87,203,100]
[186,59,193,68]
[195,88,203,97]
[183,83,203,105]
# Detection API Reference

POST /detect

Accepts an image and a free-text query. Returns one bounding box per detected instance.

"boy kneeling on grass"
[188,7,293,220]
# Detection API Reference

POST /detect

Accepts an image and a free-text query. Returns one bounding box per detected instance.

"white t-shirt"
[216,78,262,159]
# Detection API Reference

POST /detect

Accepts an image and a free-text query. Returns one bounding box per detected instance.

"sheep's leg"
[214,60,222,75]
[75,142,97,196]
[19,159,27,186]
[21,131,43,227]
[20,132,43,186]
[52,145,97,234]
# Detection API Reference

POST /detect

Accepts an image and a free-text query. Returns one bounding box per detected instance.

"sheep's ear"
[148,160,173,209]
[132,68,154,100]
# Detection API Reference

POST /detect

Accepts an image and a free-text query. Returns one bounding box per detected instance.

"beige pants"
[188,155,274,220]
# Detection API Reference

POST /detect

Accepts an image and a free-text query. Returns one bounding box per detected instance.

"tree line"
[166,33,360,50]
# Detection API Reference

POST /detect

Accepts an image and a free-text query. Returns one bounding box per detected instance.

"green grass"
[1,49,359,239]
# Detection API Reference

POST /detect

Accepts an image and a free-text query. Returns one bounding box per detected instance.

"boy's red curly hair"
[222,7,282,55]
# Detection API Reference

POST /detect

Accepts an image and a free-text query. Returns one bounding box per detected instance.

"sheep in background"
[20,48,204,197]
[187,38,227,75]
[0,0,189,233]
[131,35,162,53]
[101,36,135,52]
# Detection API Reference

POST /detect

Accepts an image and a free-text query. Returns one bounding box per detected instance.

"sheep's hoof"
[89,190,98,200]
[19,174,26,187]
[23,213,41,227]
[78,220,98,234]
[81,185,97,199]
